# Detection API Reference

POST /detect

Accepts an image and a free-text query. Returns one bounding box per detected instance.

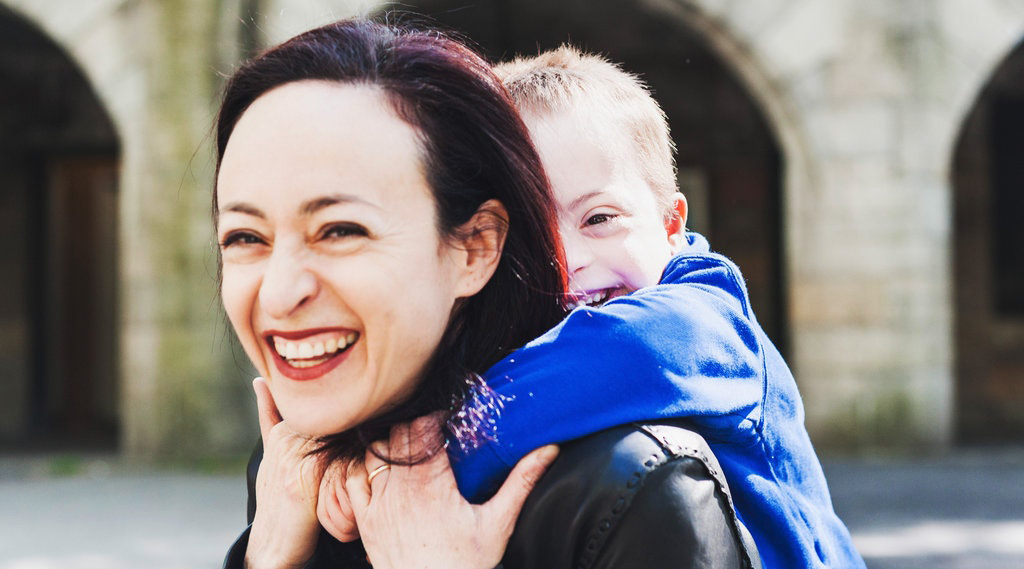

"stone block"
[686,0,738,22]
[826,20,908,103]
[804,102,897,158]
[261,0,387,44]
[790,279,893,327]
[939,0,1024,62]
[5,0,121,42]
[752,0,850,78]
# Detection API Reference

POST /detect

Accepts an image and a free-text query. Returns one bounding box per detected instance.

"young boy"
[449,47,865,569]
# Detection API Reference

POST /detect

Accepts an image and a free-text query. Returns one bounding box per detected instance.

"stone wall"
[2,0,1023,457]
[1,0,258,457]
[673,0,1024,448]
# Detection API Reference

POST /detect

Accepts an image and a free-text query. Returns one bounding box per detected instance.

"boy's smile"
[525,109,687,307]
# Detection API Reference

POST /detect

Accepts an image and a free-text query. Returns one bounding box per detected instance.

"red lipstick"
[263,328,358,381]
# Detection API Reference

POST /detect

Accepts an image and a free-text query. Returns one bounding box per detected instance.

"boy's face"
[526,110,687,307]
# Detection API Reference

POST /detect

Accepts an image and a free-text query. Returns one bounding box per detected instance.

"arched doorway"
[953,39,1024,444]
[0,6,120,451]
[389,0,788,352]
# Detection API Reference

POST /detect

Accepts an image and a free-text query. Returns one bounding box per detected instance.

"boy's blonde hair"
[495,46,678,217]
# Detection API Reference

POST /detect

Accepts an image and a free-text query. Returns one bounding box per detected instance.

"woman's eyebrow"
[219,202,265,218]
[299,194,378,216]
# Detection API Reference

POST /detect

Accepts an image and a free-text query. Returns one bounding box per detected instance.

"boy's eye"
[220,230,264,249]
[321,223,368,240]
[584,213,617,227]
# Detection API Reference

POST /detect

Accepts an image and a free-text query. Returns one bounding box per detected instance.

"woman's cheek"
[221,267,266,369]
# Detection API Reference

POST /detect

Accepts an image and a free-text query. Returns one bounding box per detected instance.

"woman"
[216,18,758,569]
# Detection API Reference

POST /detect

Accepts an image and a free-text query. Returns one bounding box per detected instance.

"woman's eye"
[321,223,368,240]
[220,231,264,248]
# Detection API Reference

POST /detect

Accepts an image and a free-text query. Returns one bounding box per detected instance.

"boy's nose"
[258,247,319,318]
[562,229,595,277]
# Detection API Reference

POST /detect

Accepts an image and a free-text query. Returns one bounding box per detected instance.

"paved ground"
[824,449,1024,569]
[1,449,1023,569]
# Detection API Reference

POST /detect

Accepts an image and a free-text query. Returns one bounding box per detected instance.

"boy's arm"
[453,279,766,501]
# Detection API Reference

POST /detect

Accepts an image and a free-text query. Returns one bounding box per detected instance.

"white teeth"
[569,289,611,308]
[272,332,360,363]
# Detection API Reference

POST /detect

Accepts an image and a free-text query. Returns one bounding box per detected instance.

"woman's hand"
[317,456,360,542]
[346,414,559,569]
[245,378,324,569]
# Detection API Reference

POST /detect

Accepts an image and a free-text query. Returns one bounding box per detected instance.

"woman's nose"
[258,246,319,318]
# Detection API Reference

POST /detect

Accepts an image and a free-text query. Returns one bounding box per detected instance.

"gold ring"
[367,463,391,484]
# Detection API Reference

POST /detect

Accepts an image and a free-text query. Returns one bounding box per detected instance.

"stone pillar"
[117,0,258,458]
[685,0,1024,449]
[778,2,958,449]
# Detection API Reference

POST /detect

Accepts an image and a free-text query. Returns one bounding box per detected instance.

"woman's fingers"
[482,444,559,534]
[246,380,323,568]
[345,457,371,519]
[365,440,392,494]
[253,377,283,440]
[318,460,360,542]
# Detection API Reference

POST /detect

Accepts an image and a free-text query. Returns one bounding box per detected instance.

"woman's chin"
[282,412,359,439]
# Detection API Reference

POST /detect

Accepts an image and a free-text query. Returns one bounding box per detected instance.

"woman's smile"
[264,328,360,379]
[217,81,474,437]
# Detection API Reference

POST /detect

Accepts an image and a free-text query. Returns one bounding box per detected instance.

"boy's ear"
[665,194,688,252]
[452,199,508,298]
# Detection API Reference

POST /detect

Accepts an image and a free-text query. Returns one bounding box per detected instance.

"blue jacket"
[449,233,864,569]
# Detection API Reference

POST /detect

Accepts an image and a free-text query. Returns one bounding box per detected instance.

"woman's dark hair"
[215,18,568,461]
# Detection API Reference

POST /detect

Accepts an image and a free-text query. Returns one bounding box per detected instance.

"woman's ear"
[453,199,509,298]
[665,194,688,252]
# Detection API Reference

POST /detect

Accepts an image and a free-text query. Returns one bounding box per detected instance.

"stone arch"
[951,34,1024,443]
[644,0,822,357]
[0,1,139,147]
[0,3,122,449]
[382,0,796,351]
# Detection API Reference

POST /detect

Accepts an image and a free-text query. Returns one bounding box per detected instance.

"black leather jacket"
[226,421,760,569]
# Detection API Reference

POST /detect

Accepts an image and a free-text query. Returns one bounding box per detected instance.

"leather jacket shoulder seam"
[636,423,760,569]
[575,434,667,569]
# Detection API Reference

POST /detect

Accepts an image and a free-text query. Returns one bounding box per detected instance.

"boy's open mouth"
[570,286,630,309]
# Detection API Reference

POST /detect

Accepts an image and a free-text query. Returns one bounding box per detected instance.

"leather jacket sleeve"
[502,422,761,569]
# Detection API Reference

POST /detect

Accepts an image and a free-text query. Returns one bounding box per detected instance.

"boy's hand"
[346,414,559,569]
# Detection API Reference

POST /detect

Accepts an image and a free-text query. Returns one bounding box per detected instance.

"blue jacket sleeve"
[451,260,766,502]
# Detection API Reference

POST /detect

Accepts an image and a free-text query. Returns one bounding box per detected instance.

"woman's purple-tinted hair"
[214,18,568,461]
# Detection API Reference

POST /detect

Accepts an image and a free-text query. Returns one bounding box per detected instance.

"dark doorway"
[0,6,120,451]
[388,0,787,353]
[953,40,1024,444]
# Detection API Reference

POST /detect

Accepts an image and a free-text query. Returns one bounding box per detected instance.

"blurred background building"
[0,0,1022,460]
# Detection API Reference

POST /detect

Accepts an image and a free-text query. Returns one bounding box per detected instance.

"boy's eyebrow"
[566,191,605,212]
